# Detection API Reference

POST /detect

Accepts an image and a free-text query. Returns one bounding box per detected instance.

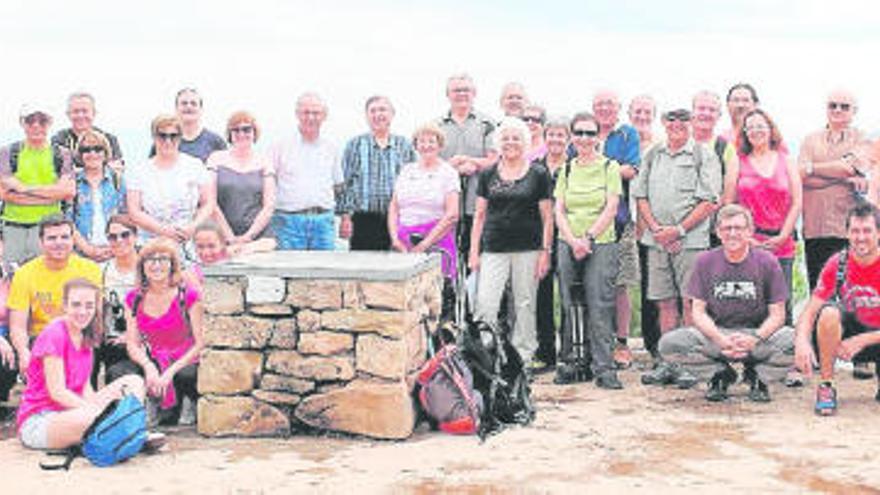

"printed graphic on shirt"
[842,283,880,312]
[713,280,757,301]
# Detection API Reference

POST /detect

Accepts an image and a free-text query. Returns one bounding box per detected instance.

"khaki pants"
[2,222,41,265]
[475,251,541,365]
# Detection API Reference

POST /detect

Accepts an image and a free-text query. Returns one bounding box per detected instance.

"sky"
[2,0,879,159]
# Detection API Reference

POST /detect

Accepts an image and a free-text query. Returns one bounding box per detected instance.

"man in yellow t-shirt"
[8,215,101,372]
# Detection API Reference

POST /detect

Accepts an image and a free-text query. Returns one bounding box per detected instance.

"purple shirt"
[687,247,788,329]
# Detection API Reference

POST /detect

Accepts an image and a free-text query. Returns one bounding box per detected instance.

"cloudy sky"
[2,0,878,159]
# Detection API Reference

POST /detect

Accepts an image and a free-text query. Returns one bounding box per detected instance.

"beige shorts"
[646,247,702,301]
[615,222,640,288]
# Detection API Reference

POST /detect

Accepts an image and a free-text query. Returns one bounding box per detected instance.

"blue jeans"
[272,211,335,251]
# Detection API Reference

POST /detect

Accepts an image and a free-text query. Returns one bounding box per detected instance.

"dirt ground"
[2,360,880,495]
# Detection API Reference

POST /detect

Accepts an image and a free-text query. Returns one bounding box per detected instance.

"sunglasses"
[24,114,50,126]
[107,231,133,242]
[79,145,105,155]
[230,126,254,134]
[522,116,544,124]
[572,129,599,138]
[664,112,692,122]
[155,132,181,142]
[144,255,172,265]
[828,102,852,111]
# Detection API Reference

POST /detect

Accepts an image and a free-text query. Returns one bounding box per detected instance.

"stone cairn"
[196,252,442,440]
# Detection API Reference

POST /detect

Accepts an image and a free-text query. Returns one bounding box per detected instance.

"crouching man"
[795,202,880,416]
[658,204,794,402]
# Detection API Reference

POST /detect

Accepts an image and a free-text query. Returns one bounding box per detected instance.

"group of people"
[1,76,879,452]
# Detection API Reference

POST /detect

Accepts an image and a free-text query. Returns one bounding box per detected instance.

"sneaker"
[641,361,678,385]
[784,368,804,387]
[595,371,624,390]
[705,366,737,402]
[853,361,873,380]
[675,367,699,389]
[744,366,771,403]
[613,344,633,370]
[553,362,592,384]
[142,431,167,454]
[815,381,837,416]
[178,396,197,426]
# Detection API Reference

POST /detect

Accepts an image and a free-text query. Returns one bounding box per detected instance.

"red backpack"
[417,343,484,435]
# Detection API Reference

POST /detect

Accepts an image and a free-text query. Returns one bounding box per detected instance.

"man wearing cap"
[633,107,722,384]
[51,92,124,174]
[0,105,75,264]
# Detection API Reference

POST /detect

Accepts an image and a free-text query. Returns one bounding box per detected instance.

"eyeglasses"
[144,255,172,265]
[107,231,133,242]
[522,116,544,124]
[828,102,852,111]
[79,145,105,155]
[745,124,769,132]
[718,225,749,233]
[155,132,181,142]
[572,129,599,138]
[230,126,254,134]
[24,114,50,126]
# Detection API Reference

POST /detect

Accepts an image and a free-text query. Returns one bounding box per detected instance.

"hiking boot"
[815,381,837,416]
[675,367,699,389]
[613,344,633,370]
[553,362,592,384]
[744,365,771,403]
[641,361,678,385]
[853,361,873,380]
[705,365,737,402]
[784,367,804,387]
[595,371,624,390]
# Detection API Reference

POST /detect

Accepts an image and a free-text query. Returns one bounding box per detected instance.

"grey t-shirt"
[687,247,788,329]
[436,111,495,216]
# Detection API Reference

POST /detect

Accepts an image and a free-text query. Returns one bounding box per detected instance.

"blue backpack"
[41,393,147,470]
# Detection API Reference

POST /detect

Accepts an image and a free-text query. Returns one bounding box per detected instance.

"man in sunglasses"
[0,105,75,264]
[800,90,874,291]
[51,92,124,173]
[634,108,722,385]
[7,214,101,373]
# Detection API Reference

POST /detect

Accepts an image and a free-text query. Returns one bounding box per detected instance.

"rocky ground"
[2,361,880,494]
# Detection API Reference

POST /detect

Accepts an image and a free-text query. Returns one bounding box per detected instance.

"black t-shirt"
[477,164,551,252]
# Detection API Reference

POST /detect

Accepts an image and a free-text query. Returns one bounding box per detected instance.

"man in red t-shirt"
[795,203,880,415]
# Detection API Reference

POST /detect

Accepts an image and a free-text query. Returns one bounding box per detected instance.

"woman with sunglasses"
[72,130,126,263]
[723,109,801,324]
[523,105,547,162]
[108,238,204,426]
[206,111,275,244]
[126,114,215,261]
[553,112,623,388]
[91,214,139,387]
[17,278,146,449]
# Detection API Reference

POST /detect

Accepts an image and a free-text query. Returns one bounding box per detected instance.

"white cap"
[19,103,52,122]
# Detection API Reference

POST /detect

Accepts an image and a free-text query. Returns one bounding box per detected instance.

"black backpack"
[458,320,535,439]
[7,141,66,177]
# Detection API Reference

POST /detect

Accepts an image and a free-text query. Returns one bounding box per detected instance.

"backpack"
[40,393,147,470]
[7,140,66,176]
[714,136,728,177]
[416,323,484,435]
[458,320,535,439]
[833,248,849,304]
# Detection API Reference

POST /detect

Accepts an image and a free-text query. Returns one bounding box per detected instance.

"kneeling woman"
[17,279,146,449]
[109,239,204,425]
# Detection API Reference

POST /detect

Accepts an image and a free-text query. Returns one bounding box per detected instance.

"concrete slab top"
[202,250,442,281]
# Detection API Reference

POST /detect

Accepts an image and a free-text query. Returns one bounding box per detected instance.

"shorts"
[646,247,701,301]
[822,305,880,362]
[615,222,640,288]
[19,410,55,450]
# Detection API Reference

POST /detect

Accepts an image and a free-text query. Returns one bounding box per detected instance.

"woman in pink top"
[108,238,204,426]
[388,123,461,278]
[723,109,802,323]
[17,278,145,449]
